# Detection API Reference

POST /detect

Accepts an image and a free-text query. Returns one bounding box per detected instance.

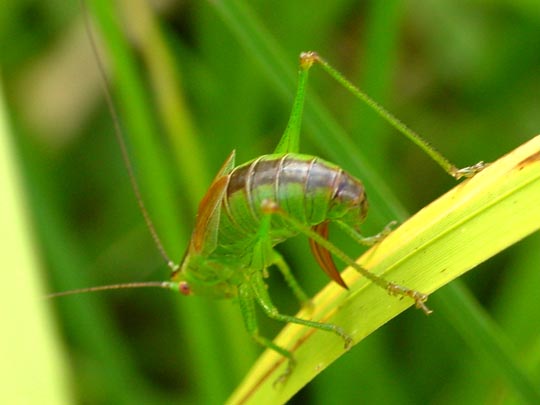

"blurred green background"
[2,0,540,403]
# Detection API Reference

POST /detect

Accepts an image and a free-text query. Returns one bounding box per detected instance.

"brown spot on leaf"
[516,151,540,171]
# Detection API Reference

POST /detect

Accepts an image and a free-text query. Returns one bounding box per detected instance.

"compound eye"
[178,281,192,296]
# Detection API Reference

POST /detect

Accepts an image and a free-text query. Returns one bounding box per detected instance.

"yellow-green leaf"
[228,135,540,404]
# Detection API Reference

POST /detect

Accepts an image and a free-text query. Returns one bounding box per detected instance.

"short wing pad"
[213,150,236,179]
[190,151,236,255]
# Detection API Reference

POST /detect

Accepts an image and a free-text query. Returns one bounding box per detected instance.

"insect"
[50,36,485,384]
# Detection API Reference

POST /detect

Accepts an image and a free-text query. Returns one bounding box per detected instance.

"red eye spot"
[179,281,191,296]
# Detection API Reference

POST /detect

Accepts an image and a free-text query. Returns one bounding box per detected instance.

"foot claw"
[343,335,353,350]
[273,358,296,388]
[453,161,487,179]
[335,326,353,350]
[387,283,432,315]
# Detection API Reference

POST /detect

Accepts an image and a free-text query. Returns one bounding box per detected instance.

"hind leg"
[260,199,432,315]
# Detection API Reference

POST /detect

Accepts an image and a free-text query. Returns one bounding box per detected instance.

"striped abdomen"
[216,153,368,252]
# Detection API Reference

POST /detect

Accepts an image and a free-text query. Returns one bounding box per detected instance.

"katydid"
[49,48,485,382]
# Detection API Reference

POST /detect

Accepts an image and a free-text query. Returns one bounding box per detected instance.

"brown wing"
[309,221,348,289]
[191,176,229,254]
[190,151,236,255]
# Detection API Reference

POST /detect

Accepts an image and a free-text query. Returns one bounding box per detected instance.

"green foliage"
[2,0,540,403]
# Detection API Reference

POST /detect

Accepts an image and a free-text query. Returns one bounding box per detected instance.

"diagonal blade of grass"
[228,135,540,404]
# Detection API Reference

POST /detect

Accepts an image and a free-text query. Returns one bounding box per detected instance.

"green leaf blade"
[228,135,540,404]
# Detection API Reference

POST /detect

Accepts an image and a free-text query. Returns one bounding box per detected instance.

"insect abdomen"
[218,153,367,249]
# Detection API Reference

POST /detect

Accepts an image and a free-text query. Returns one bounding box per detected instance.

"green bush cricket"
[49,35,486,383]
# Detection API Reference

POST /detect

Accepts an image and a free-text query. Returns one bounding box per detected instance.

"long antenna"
[46,281,177,299]
[80,0,177,272]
